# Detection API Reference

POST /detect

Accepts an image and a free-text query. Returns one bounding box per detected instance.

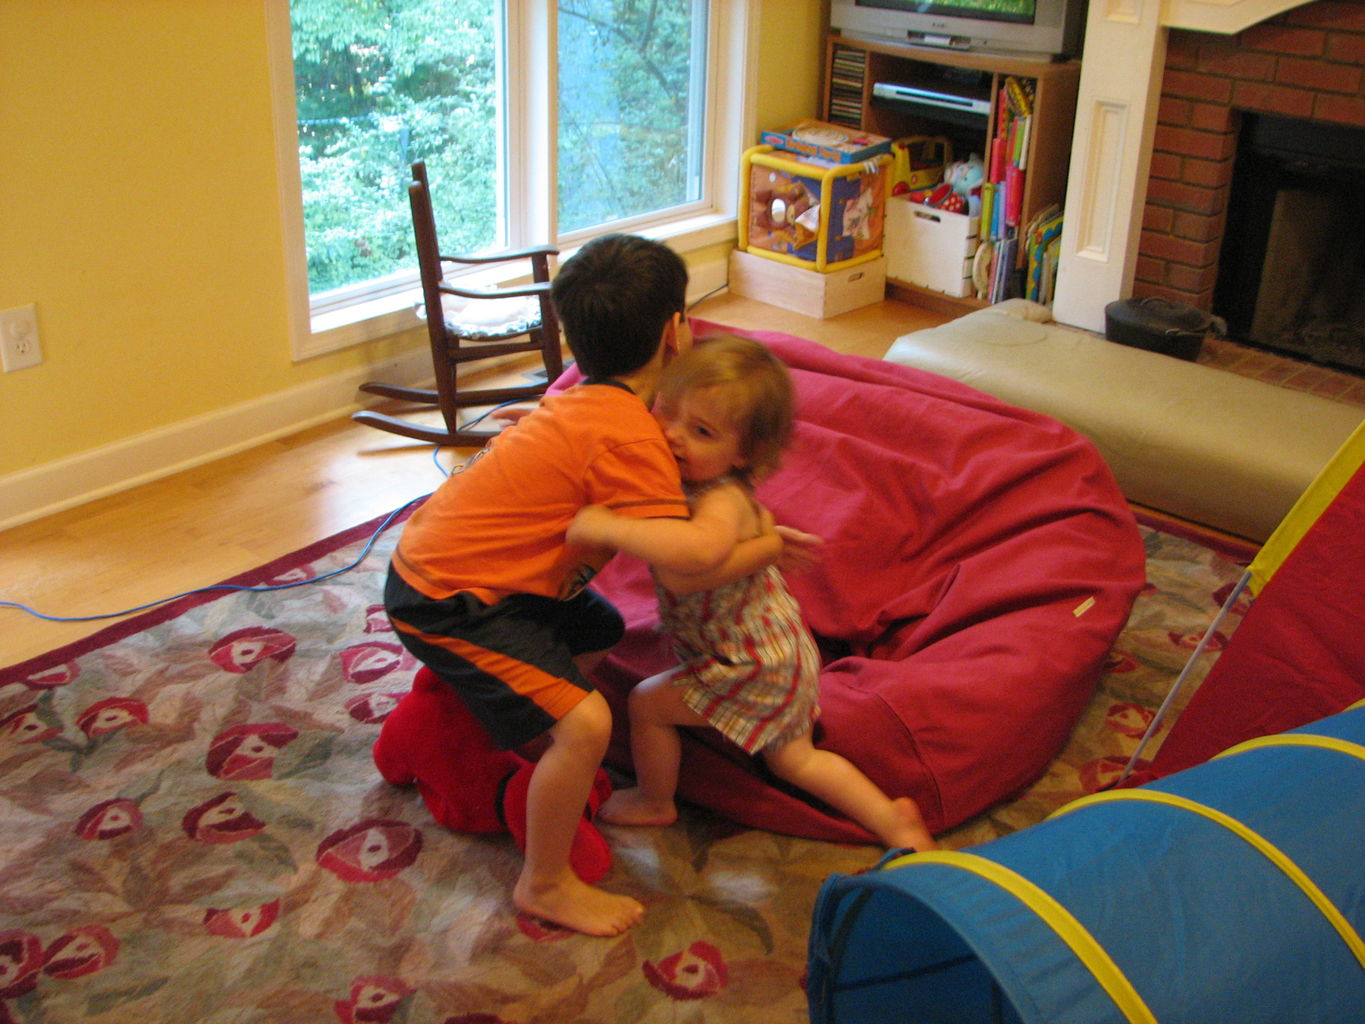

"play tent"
[807,704,1365,1024]
[807,421,1365,1023]
[1140,419,1365,776]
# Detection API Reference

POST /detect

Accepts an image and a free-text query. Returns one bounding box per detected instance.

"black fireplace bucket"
[1104,297,1226,361]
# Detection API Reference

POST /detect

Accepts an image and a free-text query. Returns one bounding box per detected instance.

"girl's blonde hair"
[658,334,795,479]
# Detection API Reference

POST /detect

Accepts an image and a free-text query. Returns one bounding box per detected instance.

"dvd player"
[872,81,993,117]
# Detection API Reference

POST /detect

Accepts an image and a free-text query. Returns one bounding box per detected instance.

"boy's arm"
[568,498,741,577]
[664,504,824,594]
[774,524,823,574]
[657,530,782,595]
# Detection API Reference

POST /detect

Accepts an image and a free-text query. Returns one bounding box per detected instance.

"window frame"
[265,0,756,361]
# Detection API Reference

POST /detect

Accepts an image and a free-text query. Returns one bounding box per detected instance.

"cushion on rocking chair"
[420,294,543,341]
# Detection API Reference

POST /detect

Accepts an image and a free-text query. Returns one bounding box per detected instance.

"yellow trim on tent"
[1053,790,1365,968]
[1248,421,1365,595]
[883,850,1158,1024]
[1215,733,1365,764]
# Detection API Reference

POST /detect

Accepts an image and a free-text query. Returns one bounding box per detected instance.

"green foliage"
[557,0,704,232]
[291,0,700,294]
[291,0,498,293]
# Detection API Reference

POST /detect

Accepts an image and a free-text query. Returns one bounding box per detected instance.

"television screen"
[834,0,1084,60]
[859,0,1038,25]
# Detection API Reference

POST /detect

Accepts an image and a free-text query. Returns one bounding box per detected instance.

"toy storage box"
[885,196,979,298]
[758,119,893,164]
[729,249,886,319]
[741,145,889,272]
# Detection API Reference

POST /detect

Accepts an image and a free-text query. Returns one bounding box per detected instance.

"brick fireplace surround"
[1050,0,1365,334]
[1136,0,1365,311]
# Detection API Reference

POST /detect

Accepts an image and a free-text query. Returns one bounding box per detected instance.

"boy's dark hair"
[551,234,688,380]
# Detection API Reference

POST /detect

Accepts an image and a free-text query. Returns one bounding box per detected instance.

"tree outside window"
[290,0,706,298]
[557,0,705,234]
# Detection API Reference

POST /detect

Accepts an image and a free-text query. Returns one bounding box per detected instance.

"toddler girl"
[572,335,935,851]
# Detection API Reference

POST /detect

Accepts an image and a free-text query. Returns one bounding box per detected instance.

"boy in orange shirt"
[385,235,748,936]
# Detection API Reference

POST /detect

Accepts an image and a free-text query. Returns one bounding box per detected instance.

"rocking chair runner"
[353,162,565,447]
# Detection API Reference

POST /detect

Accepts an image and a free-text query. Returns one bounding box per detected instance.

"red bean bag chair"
[560,323,1145,842]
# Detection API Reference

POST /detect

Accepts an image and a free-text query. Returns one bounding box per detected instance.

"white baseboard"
[0,251,732,533]
[0,347,434,533]
[687,258,731,310]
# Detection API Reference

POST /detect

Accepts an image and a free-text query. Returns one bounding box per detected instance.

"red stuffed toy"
[373,666,613,883]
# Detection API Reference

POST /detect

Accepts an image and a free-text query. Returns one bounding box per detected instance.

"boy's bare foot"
[883,797,937,852]
[513,870,644,937]
[598,788,678,827]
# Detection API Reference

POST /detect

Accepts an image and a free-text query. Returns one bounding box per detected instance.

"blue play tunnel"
[807,705,1365,1023]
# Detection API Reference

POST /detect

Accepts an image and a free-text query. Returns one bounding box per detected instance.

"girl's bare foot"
[883,797,937,852]
[513,870,644,937]
[598,787,678,827]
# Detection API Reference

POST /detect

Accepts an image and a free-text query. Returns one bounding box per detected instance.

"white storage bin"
[885,197,979,298]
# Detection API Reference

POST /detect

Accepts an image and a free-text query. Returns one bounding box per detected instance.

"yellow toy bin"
[740,145,890,273]
[891,135,952,192]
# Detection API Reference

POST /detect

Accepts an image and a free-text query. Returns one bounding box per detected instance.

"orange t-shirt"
[393,383,687,604]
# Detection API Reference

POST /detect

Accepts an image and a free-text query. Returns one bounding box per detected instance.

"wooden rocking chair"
[353,162,564,447]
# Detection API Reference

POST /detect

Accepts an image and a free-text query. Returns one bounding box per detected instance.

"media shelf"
[823,32,1080,311]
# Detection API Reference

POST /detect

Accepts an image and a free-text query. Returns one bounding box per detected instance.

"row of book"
[818,57,1063,304]
[975,75,1036,304]
[979,203,1065,307]
[1024,204,1065,306]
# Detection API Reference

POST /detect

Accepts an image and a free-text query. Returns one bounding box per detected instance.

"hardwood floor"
[0,293,948,669]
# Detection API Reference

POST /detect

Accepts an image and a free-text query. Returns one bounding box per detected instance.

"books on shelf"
[974,75,1043,304]
[1025,204,1064,305]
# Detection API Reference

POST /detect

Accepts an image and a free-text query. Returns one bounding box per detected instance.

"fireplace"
[1132,6,1365,374]
[1051,0,1365,344]
[1216,114,1365,371]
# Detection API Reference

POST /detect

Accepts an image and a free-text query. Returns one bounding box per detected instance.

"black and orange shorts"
[384,570,625,749]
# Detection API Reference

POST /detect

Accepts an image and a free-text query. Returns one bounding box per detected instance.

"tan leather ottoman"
[884,300,1364,541]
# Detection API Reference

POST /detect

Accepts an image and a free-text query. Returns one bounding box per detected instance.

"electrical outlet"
[1,304,43,372]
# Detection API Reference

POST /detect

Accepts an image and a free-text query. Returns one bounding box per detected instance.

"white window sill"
[299,212,740,359]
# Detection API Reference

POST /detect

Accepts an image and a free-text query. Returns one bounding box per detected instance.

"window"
[556,1,707,233]
[268,0,752,359]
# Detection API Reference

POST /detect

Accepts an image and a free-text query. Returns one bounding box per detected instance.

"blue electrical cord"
[0,396,531,624]
[0,495,426,624]
[8,295,682,623]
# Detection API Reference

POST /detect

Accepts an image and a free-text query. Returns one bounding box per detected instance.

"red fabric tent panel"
[578,326,1145,840]
[1151,464,1365,777]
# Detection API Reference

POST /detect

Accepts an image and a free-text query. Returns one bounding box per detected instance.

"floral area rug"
[0,505,1255,1024]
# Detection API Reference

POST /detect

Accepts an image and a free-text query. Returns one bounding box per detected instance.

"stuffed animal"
[372,666,613,883]
[944,153,985,215]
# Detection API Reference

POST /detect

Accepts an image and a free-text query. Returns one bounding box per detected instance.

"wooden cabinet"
[824,33,1080,312]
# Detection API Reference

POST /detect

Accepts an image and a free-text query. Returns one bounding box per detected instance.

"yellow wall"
[755,1,828,129]
[0,0,825,482]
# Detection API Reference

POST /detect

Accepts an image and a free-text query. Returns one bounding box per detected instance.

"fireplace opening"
[1214,114,1365,375]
